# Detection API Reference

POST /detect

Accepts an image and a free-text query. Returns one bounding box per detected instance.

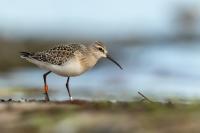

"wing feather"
[30,43,86,65]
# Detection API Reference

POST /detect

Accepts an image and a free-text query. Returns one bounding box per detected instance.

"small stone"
[0,99,5,102]
[8,99,12,102]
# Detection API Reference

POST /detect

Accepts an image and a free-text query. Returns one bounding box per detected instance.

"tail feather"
[20,52,33,58]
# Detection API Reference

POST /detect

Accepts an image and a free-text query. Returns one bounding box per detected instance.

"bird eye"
[98,47,104,52]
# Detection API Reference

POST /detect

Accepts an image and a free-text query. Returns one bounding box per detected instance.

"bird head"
[90,41,122,70]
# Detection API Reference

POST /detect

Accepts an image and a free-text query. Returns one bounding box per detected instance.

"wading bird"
[20,41,122,101]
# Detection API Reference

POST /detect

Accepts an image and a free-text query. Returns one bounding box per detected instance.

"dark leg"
[43,71,51,101]
[66,77,72,100]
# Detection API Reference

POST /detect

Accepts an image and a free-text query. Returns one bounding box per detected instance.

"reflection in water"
[1,42,200,101]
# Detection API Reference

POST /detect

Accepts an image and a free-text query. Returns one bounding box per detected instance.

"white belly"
[27,58,87,77]
[49,59,85,77]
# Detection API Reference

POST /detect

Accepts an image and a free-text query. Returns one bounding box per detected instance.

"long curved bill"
[106,55,123,70]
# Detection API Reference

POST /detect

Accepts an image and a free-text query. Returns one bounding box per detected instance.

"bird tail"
[20,52,33,59]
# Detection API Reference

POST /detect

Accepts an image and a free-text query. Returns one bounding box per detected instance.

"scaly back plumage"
[28,43,87,65]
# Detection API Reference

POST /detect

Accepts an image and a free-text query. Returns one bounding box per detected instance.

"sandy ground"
[0,99,200,133]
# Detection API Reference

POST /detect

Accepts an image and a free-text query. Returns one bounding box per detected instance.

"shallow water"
[1,42,200,101]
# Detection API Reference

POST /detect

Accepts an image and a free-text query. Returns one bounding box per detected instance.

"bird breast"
[74,50,97,67]
[49,55,97,77]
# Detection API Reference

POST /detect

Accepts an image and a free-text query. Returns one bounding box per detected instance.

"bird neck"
[78,54,97,71]
[88,45,101,60]
[77,48,98,70]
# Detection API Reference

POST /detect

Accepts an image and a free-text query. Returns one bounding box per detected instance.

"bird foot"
[44,93,50,101]
[70,97,73,101]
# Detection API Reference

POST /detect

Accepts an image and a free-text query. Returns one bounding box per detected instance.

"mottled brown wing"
[31,44,83,65]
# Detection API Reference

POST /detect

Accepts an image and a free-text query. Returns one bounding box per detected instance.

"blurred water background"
[1,0,200,101]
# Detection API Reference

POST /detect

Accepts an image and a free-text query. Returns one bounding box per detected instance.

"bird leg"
[43,71,51,101]
[66,77,73,101]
